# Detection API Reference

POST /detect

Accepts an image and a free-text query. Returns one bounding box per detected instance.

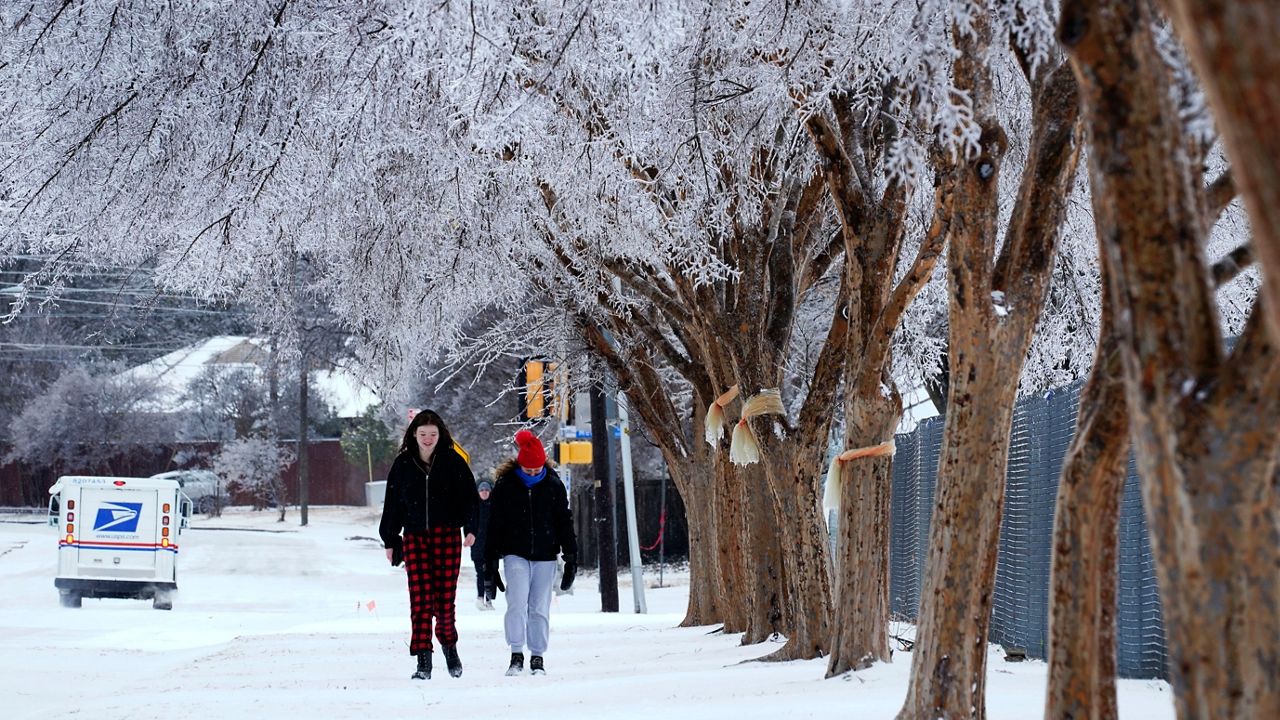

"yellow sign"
[559,440,592,464]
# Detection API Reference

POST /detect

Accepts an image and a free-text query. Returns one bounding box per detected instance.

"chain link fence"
[886,380,1168,679]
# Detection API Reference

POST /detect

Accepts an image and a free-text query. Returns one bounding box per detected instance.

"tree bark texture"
[803,91,944,677]
[713,453,753,634]
[1062,0,1280,715]
[1158,0,1280,343]
[668,454,724,627]
[827,392,898,675]
[1044,290,1128,720]
[749,431,835,661]
[900,19,1082,717]
[741,461,789,645]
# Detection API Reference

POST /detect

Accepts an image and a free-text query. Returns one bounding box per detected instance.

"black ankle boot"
[411,651,432,680]
[505,652,524,676]
[442,644,463,678]
[530,655,545,675]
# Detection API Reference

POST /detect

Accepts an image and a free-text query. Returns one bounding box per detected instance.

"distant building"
[116,335,379,419]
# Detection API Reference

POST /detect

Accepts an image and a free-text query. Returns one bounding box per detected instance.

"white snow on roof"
[117,335,378,417]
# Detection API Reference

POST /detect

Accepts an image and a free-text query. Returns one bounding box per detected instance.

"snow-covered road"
[0,507,1173,719]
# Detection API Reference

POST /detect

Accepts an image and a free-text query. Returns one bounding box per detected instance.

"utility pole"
[616,397,647,613]
[590,372,618,612]
[297,347,310,527]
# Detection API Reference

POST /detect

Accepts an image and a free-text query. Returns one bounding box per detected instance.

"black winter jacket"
[469,496,491,563]
[378,447,478,552]
[485,460,577,562]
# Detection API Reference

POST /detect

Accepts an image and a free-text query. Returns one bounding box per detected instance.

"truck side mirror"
[179,499,193,530]
[47,497,60,527]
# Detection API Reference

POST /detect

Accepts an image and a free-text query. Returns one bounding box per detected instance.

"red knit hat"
[515,429,546,469]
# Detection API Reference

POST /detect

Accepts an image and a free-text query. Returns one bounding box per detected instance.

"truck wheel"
[153,592,173,611]
[59,591,82,608]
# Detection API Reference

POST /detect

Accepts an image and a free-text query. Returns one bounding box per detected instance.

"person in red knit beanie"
[485,429,577,676]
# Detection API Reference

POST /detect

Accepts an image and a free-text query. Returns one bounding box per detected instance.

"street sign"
[560,425,592,440]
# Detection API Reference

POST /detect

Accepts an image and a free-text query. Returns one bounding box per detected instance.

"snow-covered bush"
[213,438,294,513]
[5,364,174,474]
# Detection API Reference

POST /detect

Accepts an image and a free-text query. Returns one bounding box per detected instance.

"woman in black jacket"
[378,409,478,680]
[485,429,577,676]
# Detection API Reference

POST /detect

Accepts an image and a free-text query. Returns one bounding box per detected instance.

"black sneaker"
[530,655,545,676]
[411,651,432,680]
[505,652,524,677]
[442,644,463,678]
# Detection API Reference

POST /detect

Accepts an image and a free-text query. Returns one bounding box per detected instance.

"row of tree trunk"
[545,3,1280,718]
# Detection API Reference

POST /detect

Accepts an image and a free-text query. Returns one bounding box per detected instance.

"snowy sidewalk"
[0,507,1173,719]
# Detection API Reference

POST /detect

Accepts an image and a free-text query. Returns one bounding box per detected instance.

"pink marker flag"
[366,599,377,612]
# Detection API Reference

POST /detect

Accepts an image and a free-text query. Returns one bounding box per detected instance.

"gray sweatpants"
[502,555,557,655]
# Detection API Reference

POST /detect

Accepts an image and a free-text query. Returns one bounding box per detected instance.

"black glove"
[487,557,505,593]
[390,545,404,567]
[560,553,576,591]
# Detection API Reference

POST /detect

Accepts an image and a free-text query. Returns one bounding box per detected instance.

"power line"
[0,280,213,301]
[0,341,186,351]
[3,294,244,315]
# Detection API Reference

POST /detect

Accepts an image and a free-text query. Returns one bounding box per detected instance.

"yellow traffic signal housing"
[519,359,559,421]
[559,440,592,464]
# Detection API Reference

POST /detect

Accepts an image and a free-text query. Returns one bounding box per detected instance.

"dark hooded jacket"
[485,459,577,562]
[469,490,491,564]
[378,445,477,552]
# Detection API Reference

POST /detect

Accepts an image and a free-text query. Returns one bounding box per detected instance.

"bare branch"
[1212,243,1255,288]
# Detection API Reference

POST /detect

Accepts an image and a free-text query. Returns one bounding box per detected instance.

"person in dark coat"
[485,429,577,676]
[378,409,478,680]
[470,478,495,611]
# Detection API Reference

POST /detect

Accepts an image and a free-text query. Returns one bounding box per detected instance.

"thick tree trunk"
[826,389,899,675]
[900,30,1081,716]
[1045,300,1127,720]
[713,456,752,634]
[898,361,1020,719]
[1062,0,1280,715]
[667,454,723,628]
[741,462,789,645]
[753,436,833,661]
[1158,0,1280,342]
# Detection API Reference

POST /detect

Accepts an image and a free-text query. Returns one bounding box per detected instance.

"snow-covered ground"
[1,507,1174,719]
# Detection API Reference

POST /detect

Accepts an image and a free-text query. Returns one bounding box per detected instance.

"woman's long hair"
[398,409,457,459]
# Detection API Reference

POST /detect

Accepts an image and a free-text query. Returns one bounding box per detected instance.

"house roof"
[117,335,379,418]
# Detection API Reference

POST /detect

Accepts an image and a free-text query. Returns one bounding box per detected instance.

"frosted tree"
[889,1,1087,716]
[6,363,173,474]
[213,437,294,520]
[1056,0,1280,717]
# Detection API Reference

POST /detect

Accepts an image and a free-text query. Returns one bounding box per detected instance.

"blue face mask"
[515,466,546,487]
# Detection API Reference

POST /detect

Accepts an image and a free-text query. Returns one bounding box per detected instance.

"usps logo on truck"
[92,502,144,533]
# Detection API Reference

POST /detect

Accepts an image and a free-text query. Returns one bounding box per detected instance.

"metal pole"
[659,473,666,588]
[297,351,309,527]
[616,397,647,613]
[590,373,619,612]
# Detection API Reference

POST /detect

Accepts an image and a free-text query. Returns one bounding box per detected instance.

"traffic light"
[518,359,558,421]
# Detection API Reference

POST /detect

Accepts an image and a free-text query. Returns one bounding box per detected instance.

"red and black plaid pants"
[402,527,463,654]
